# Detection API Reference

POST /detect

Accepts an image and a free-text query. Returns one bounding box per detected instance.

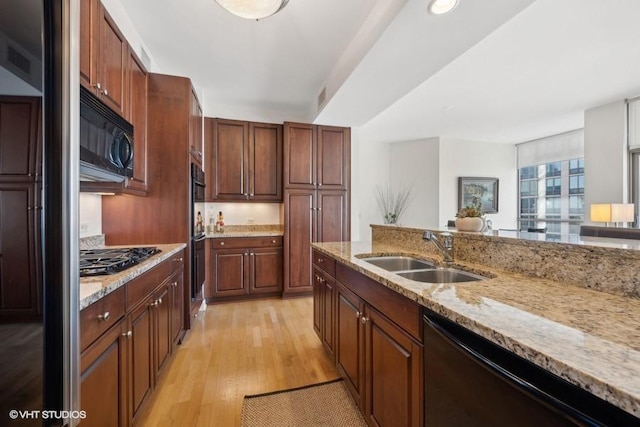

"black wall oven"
[191,163,205,299]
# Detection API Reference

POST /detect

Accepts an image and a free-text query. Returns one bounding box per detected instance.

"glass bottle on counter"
[216,211,224,233]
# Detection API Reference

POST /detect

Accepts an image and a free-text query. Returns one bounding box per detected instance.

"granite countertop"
[311,240,640,418]
[79,243,186,310]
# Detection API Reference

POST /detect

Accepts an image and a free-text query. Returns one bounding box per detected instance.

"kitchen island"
[312,225,640,421]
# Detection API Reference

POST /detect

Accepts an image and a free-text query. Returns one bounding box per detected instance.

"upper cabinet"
[190,90,204,168]
[80,0,127,115]
[123,48,148,195]
[206,118,282,202]
[284,123,350,191]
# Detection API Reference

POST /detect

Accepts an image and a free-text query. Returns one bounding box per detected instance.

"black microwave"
[79,85,134,182]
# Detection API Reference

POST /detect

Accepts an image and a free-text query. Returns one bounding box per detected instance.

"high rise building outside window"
[518,158,584,234]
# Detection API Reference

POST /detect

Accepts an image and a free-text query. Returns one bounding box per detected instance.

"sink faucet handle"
[422,230,434,240]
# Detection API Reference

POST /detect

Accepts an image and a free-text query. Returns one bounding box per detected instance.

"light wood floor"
[137,297,339,427]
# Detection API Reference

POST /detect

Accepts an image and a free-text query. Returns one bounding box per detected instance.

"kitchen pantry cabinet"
[312,255,424,427]
[0,97,42,322]
[79,250,184,426]
[206,237,283,301]
[206,118,283,202]
[80,0,127,115]
[283,122,350,297]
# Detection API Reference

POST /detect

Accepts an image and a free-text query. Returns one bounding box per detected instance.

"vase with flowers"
[375,183,414,225]
[455,197,485,232]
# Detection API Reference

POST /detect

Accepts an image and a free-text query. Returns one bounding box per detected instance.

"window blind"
[517,129,584,169]
[628,97,640,150]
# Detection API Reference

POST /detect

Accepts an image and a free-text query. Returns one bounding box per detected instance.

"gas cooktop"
[79,247,161,277]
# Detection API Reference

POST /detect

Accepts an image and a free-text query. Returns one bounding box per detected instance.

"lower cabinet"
[314,253,424,427]
[80,249,185,426]
[206,236,283,301]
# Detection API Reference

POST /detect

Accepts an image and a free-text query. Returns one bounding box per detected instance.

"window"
[518,157,584,234]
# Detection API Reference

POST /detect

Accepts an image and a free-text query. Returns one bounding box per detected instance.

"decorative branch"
[375,182,414,224]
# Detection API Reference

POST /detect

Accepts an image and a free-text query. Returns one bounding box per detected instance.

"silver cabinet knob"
[220,242,225,246]
[172,281,178,287]
[355,311,361,319]
[98,312,110,321]
[360,316,369,324]
[122,330,132,338]
[103,88,109,96]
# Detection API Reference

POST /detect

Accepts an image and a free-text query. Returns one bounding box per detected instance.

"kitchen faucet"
[423,230,454,263]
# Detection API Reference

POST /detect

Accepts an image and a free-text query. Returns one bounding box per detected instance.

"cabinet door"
[249,122,282,201]
[283,189,315,295]
[250,247,282,294]
[312,267,324,338]
[317,190,349,243]
[80,319,128,427]
[335,282,365,409]
[189,89,203,167]
[212,119,249,200]
[129,299,154,421]
[0,96,42,179]
[170,267,184,346]
[97,5,127,114]
[0,183,40,321]
[124,48,148,194]
[79,0,98,92]
[364,306,423,427]
[212,248,249,296]
[153,284,172,377]
[283,122,315,188]
[317,125,350,190]
[321,272,336,361]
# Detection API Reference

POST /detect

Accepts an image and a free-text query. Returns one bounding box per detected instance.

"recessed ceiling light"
[428,0,459,15]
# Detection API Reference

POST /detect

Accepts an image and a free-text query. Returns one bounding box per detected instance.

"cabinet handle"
[318,183,322,187]
[250,193,254,196]
[173,257,184,263]
[318,258,324,263]
[360,316,369,324]
[250,253,255,256]
[97,312,110,321]
[122,330,132,338]
[93,82,101,90]
[172,281,178,287]
[318,207,322,211]
[150,300,158,308]
[157,298,162,305]
[103,88,109,96]
[219,242,225,246]
[271,240,277,244]
[355,311,361,319]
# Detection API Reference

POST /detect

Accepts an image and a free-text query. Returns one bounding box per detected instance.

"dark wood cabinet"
[284,122,349,190]
[207,237,283,301]
[190,89,203,168]
[123,48,148,195]
[103,73,201,328]
[0,97,42,322]
[206,118,282,202]
[313,256,424,427]
[80,0,127,115]
[80,250,185,426]
[80,318,128,427]
[283,123,350,297]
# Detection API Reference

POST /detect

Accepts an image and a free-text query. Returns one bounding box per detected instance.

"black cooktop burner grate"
[80,247,161,277]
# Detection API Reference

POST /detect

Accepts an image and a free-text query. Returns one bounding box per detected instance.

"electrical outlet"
[247,218,255,224]
[80,222,89,233]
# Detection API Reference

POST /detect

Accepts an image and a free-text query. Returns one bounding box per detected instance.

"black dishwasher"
[423,312,639,427]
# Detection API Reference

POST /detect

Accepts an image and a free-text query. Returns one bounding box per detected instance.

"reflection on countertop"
[206,224,283,238]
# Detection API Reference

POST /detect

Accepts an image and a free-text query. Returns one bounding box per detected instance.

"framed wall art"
[458,177,499,213]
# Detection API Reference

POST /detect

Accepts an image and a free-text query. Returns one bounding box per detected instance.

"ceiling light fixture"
[214,0,289,20]
[428,0,459,15]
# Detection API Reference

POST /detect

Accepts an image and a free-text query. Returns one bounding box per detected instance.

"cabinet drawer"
[80,285,126,351]
[212,236,282,249]
[168,249,185,274]
[313,249,335,277]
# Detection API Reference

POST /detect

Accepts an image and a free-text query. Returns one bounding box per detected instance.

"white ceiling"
[121,0,640,144]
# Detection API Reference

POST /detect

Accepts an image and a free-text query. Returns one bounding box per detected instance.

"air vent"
[318,87,327,108]
[7,45,31,75]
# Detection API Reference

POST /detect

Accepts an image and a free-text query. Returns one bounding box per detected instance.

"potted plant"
[455,198,485,232]
[375,183,414,225]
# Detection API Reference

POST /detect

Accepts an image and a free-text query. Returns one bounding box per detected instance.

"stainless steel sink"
[363,256,435,272]
[397,269,485,283]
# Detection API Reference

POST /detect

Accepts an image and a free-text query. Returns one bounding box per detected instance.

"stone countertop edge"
[311,241,640,418]
[79,243,187,310]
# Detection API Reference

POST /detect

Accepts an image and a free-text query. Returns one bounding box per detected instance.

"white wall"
[438,138,518,230]
[584,100,628,223]
[79,194,103,237]
[388,138,439,228]
[351,128,391,240]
